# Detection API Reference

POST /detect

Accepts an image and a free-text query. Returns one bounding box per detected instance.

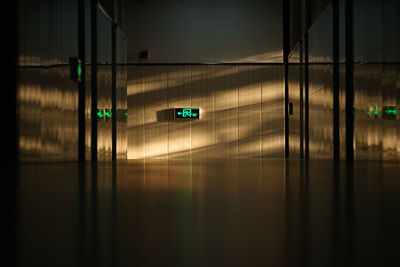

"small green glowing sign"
[97,109,105,119]
[77,59,82,80]
[174,108,200,119]
[69,57,82,82]
[105,109,112,119]
[367,105,379,116]
[374,105,379,116]
[383,106,397,119]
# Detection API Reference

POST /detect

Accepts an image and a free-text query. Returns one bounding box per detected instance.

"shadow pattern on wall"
[127,65,285,159]
[17,0,79,161]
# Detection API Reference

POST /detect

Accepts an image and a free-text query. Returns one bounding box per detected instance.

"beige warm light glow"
[223,51,283,64]
[127,65,285,159]
[18,68,79,160]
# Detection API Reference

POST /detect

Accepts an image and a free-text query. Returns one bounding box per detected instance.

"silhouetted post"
[345,0,354,161]
[333,0,340,161]
[283,0,290,158]
[91,0,98,162]
[78,0,86,162]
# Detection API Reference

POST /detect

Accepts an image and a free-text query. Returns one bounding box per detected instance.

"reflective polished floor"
[10,159,400,266]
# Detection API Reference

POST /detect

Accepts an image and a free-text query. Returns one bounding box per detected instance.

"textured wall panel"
[339,64,346,160]
[261,65,285,158]
[215,66,239,158]
[286,0,399,161]
[97,9,113,160]
[308,64,334,160]
[353,0,400,161]
[238,66,261,158]
[17,0,128,161]
[127,67,145,159]
[127,65,284,159]
[338,0,347,159]
[288,46,301,158]
[18,1,41,66]
[354,65,382,160]
[191,66,215,159]
[18,0,78,66]
[308,6,334,160]
[167,66,192,158]
[84,0,92,161]
[18,68,79,161]
[381,64,399,160]
[17,0,79,161]
[144,66,168,159]
[85,67,92,161]
[85,0,92,64]
[116,28,128,159]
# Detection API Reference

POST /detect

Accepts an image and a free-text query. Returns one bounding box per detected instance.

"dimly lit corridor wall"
[307,6,334,159]
[288,45,303,159]
[352,0,400,161]
[17,0,127,161]
[16,0,398,161]
[287,0,400,161]
[124,0,283,63]
[118,0,287,160]
[127,65,284,159]
[17,0,79,160]
[115,28,128,160]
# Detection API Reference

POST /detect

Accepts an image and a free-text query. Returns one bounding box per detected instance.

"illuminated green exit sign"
[96,108,127,120]
[366,105,379,116]
[97,109,105,119]
[383,106,397,119]
[174,108,200,119]
[97,108,112,119]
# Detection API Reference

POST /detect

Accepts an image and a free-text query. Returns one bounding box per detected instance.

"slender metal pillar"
[283,0,290,158]
[333,0,340,160]
[304,33,309,160]
[299,43,304,159]
[112,23,117,161]
[304,0,310,160]
[91,0,98,162]
[345,0,354,161]
[78,0,86,162]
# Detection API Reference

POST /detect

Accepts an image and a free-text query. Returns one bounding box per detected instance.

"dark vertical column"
[283,0,290,158]
[304,34,310,160]
[333,0,340,160]
[14,0,18,163]
[304,0,310,160]
[8,1,18,266]
[300,43,304,159]
[345,0,354,161]
[78,0,86,162]
[112,23,117,161]
[4,0,18,163]
[91,0,98,162]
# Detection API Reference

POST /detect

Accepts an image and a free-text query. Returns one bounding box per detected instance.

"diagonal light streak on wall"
[127,64,285,159]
